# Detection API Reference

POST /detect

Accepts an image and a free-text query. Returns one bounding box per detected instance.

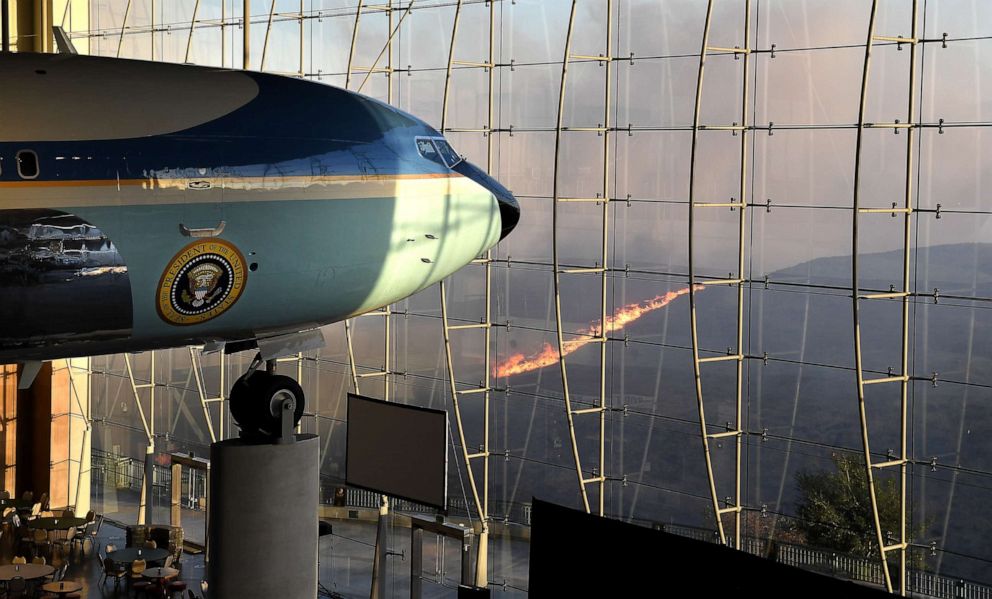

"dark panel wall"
[16,361,51,499]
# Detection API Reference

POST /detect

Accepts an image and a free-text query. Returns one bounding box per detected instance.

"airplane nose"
[452,161,520,241]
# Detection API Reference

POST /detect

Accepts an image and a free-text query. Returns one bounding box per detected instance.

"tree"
[795,452,924,568]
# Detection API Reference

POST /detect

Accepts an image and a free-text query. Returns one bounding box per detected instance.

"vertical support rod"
[731,0,753,551]
[480,0,495,575]
[439,284,487,584]
[370,501,388,599]
[851,1,894,593]
[115,0,132,58]
[259,0,275,70]
[345,320,361,393]
[686,0,727,545]
[596,0,614,519]
[142,445,154,526]
[385,0,393,106]
[897,2,919,594]
[2,0,9,53]
[550,0,591,514]
[184,0,201,63]
[439,0,463,133]
[170,462,182,527]
[410,526,423,599]
[243,0,250,69]
[346,0,365,89]
[188,347,218,444]
[299,0,304,78]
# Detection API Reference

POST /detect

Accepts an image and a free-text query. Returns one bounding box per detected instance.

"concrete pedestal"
[208,434,319,598]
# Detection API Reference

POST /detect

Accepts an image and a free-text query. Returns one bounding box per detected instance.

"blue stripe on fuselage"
[0,71,448,183]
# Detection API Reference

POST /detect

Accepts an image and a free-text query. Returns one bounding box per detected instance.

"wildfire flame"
[494,285,703,378]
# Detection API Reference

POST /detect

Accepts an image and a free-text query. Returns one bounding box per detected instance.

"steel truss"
[437,0,496,587]
[551,0,613,516]
[687,0,751,548]
[851,1,920,594]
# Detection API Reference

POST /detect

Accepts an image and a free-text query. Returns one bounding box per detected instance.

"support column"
[170,463,182,526]
[0,365,16,493]
[51,359,91,515]
[14,0,52,53]
[209,435,318,598]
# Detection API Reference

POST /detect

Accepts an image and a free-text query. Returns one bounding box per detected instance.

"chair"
[6,576,27,599]
[167,580,188,598]
[56,526,76,556]
[100,556,126,590]
[11,555,26,564]
[131,558,147,581]
[144,539,158,550]
[30,555,45,565]
[73,519,99,552]
[90,513,104,540]
[31,528,50,558]
[132,581,155,598]
[42,562,65,585]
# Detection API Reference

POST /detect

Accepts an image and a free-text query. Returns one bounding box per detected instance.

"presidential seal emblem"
[157,239,247,325]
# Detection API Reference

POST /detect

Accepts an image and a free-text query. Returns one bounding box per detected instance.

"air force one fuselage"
[0,52,518,369]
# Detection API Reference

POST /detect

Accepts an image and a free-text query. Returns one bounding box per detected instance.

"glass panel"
[66,1,992,593]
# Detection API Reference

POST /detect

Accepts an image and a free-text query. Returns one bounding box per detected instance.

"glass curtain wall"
[61,0,992,595]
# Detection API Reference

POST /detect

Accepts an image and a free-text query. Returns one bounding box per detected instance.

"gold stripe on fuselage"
[0,173,476,210]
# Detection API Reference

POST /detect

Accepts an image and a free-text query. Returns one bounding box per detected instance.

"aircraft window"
[432,139,462,168]
[416,138,444,165]
[16,150,39,179]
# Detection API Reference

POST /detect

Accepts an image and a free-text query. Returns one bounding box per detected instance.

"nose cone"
[453,161,520,241]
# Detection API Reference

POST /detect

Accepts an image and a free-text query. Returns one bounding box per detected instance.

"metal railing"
[91,449,208,510]
[91,450,991,598]
[660,522,992,599]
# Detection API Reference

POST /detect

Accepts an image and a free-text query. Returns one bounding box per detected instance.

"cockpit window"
[416,137,463,169]
[416,138,442,164]
[432,139,462,168]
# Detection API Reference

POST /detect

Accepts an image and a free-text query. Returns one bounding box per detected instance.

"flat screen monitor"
[345,393,448,509]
